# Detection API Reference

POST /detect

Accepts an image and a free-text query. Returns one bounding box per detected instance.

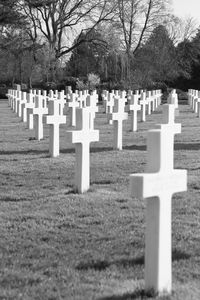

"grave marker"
[140,92,148,122]
[106,92,115,124]
[26,93,35,129]
[31,95,48,140]
[44,99,66,157]
[130,104,187,295]
[86,94,98,129]
[66,107,99,193]
[17,92,27,118]
[110,97,128,150]
[129,95,141,131]
[68,93,79,127]
[167,89,179,115]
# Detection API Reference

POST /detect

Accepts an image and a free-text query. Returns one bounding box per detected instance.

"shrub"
[87,73,100,90]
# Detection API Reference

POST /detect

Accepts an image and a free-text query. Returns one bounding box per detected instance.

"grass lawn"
[0,98,199,300]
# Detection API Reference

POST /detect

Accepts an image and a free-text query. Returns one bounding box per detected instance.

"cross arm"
[66,130,99,144]
[130,170,187,199]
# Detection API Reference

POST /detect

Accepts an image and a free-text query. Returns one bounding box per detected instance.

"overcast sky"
[173,0,200,20]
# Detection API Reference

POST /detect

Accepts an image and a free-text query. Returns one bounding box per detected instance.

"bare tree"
[166,15,198,45]
[112,0,171,56]
[19,0,116,60]
[103,0,171,83]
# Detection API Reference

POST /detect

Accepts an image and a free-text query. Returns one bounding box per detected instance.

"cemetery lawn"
[0,99,200,300]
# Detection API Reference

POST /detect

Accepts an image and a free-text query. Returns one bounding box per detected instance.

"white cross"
[146,91,152,115]
[168,89,178,109]
[129,95,141,131]
[14,90,22,114]
[6,89,13,107]
[86,94,98,129]
[17,92,27,118]
[102,90,109,113]
[156,89,162,106]
[78,90,88,107]
[66,86,73,101]
[191,89,196,110]
[44,99,66,157]
[151,90,156,111]
[193,90,199,113]
[130,104,187,295]
[66,107,99,193]
[58,91,67,116]
[110,97,128,150]
[106,92,115,124]
[31,95,48,140]
[68,93,79,126]
[127,90,133,103]
[26,93,35,129]
[140,92,148,122]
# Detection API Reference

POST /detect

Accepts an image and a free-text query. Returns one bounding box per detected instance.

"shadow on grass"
[92,179,114,185]
[76,249,190,272]
[76,255,144,271]
[124,145,146,151]
[174,143,200,151]
[61,145,146,154]
[97,289,158,300]
[0,196,29,202]
[0,149,49,155]
[172,249,191,261]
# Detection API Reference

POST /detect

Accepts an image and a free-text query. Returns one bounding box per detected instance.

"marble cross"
[140,92,148,122]
[86,94,98,129]
[44,99,67,157]
[129,94,141,131]
[130,104,187,295]
[31,95,48,140]
[66,107,99,193]
[68,93,79,127]
[110,97,128,150]
[26,93,36,129]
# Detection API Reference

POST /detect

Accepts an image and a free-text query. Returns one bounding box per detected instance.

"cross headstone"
[127,90,133,103]
[156,89,162,106]
[130,104,187,295]
[129,95,141,131]
[196,91,200,118]
[6,89,13,107]
[44,99,67,157]
[106,92,115,124]
[66,107,99,193]
[146,91,152,115]
[110,97,128,150]
[86,94,98,129]
[14,90,22,114]
[192,90,197,111]
[102,90,109,113]
[151,90,156,111]
[193,90,199,113]
[17,92,27,118]
[68,93,79,127]
[78,90,88,107]
[26,92,35,129]
[31,95,48,140]
[188,89,193,107]
[11,90,17,111]
[167,89,179,115]
[140,92,148,122]
[58,91,67,116]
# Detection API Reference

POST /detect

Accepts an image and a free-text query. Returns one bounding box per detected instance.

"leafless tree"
[112,0,171,56]
[19,0,116,60]
[166,15,198,45]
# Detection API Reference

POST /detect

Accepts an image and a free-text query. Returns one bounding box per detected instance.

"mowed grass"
[0,99,199,300]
